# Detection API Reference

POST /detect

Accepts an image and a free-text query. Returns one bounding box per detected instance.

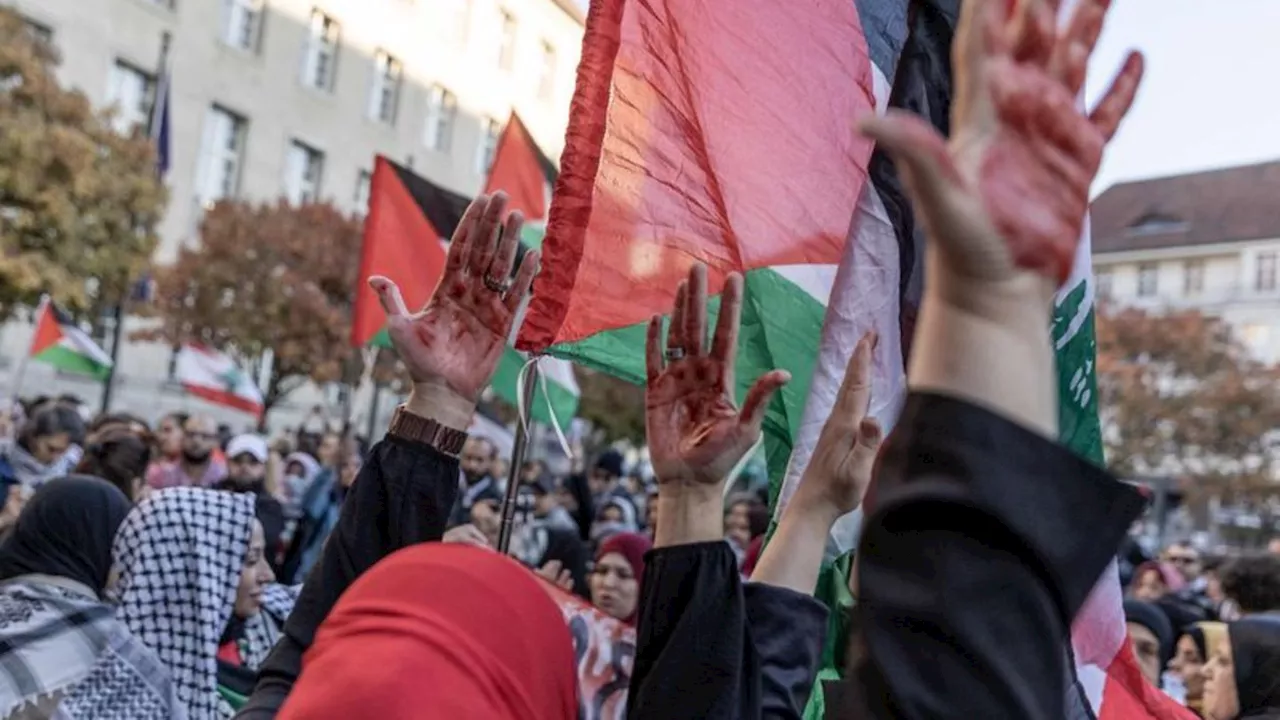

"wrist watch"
[387,405,468,457]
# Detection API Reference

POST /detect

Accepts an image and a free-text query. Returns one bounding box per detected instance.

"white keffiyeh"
[112,488,254,720]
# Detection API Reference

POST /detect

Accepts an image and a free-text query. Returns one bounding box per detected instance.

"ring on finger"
[665,346,685,361]
[483,272,511,294]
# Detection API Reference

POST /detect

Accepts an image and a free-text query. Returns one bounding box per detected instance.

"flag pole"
[497,358,539,554]
[100,31,171,415]
[8,295,49,406]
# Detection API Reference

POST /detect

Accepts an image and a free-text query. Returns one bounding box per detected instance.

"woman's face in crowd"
[339,455,361,488]
[1201,639,1240,720]
[1126,622,1163,687]
[235,520,275,618]
[1132,568,1168,602]
[31,432,71,465]
[591,552,638,621]
[1169,635,1206,701]
[157,418,183,457]
[317,433,341,467]
[725,503,751,548]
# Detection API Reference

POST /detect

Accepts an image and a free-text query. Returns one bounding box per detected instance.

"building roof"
[1091,159,1280,254]
[549,0,586,25]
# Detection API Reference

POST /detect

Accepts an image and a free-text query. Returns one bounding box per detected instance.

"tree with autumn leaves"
[142,200,362,418]
[0,8,167,322]
[1096,305,1280,499]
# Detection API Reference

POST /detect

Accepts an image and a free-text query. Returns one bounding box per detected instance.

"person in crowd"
[314,431,341,471]
[0,476,183,717]
[558,469,596,541]
[1170,621,1228,716]
[644,488,660,538]
[1220,554,1280,617]
[274,545,577,719]
[114,488,276,717]
[724,493,769,557]
[528,472,577,533]
[88,411,151,437]
[280,451,320,520]
[449,437,502,526]
[588,449,636,520]
[1268,538,1280,557]
[1130,559,1186,602]
[591,495,639,546]
[591,532,650,624]
[0,401,86,489]
[75,424,153,501]
[154,412,188,464]
[1125,599,1176,688]
[279,436,361,584]
[1201,618,1280,719]
[148,414,227,489]
[1164,540,1204,586]
[491,455,511,491]
[236,190,541,717]
[218,434,287,574]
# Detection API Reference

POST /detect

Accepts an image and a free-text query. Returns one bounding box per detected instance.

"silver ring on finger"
[665,346,685,361]
[483,272,511,294]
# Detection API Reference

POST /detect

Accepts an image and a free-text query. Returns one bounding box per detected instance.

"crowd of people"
[0,0,1277,718]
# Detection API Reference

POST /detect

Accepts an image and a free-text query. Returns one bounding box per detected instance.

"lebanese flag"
[175,344,263,416]
[28,297,113,380]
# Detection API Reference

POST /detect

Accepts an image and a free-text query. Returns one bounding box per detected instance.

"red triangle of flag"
[485,113,549,223]
[29,301,64,356]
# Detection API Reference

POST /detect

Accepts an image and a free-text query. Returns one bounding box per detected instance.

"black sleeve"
[235,435,459,719]
[544,528,591,599]
[837,393,1146,720]
[628,542,828,720]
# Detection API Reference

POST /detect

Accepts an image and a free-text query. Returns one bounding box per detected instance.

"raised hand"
[645,263,790,489]
[790,332,883,520]
[370,192,540,420]
[861,0,1142,285]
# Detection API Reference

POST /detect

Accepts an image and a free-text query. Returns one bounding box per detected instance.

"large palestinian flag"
[27,298,112,380]
[517,0,1188,718]
[351,152,578,425]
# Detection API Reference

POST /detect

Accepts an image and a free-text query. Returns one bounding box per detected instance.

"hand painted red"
[369,191,540,402]
[645,263,790,487]
[861,0,1143,284]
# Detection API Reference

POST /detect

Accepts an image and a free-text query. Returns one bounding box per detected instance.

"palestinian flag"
[28,298,112,380]
[174,344,263,416]
[517,0,1186,718]
[351,154,579,425]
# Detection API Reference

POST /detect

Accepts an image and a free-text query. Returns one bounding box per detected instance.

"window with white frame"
[475,117,501,174]
[538,41,556,100]
[196,105,247,207]
[354,170,372,216]
[1258,251,1278,292]
[1095,269,1112,301]
[1183,258,1205,296]
[367,51,402,124]
[1137,262,1158,297]
[285,140,325,204]
[301,10,340,91]
[423,85,457,151]
[106,60,155,134]
[221,0,264,51]
[497,10,517,71]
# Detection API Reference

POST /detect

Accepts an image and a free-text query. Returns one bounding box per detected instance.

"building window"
[423,85,457,151]
[106,60,155,134]
[367,51,402,124]
[221,0,264,52]
[1258,251,1278,292]
[1137,263,1158,297]
[476,117,501,174]
[301,10,340,91]
[1183,258,1205,296]
[197,106,247,206]
[538,41,556,100]
[285,140,325,204]
[1096,269,1112,301]
[497,11,517,71]
[354,170,372,216]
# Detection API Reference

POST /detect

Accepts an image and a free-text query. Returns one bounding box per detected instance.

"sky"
[1089,0,1280,193]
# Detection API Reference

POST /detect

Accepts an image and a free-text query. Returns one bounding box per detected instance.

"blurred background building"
[0,0,583,433]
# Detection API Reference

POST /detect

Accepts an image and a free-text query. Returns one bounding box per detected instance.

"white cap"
[226,434,269,463]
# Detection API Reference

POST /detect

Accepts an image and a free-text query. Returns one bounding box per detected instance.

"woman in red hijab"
[278,543,578,720]
[590,532,651,624]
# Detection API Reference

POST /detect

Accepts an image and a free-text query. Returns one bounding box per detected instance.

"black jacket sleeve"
[235,434,459,719]
[628,542,828,720]
[836,393,1147,720]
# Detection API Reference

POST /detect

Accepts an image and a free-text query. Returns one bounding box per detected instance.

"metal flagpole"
[100,31,171,414]
[497,357,539,554]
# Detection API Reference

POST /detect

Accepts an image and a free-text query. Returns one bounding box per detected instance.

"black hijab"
[0,475,132,596]
[1230,617,1280,719]
[1124,599,1175,666]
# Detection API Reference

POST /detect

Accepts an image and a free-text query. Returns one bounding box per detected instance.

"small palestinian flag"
[28,298,112,381]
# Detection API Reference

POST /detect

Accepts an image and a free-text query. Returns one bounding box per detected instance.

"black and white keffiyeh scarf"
[112,488,254,720]
[240,583,299,670]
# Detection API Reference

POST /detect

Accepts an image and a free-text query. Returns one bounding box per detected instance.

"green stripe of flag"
[33,343,112,380]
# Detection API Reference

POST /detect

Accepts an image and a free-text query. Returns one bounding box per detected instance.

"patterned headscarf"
[113,488,254,719]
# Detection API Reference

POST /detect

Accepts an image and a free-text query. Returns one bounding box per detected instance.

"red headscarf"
[279,544,578,720]
[594,532,652,624]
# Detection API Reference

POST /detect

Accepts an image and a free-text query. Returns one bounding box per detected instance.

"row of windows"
[1096,252,1279,300]
[193,104,502,211]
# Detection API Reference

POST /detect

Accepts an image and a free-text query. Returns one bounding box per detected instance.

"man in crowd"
[449,437,502,526]
[588,449,636,522]
[148,414,226,489]
[218,433,286,574]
